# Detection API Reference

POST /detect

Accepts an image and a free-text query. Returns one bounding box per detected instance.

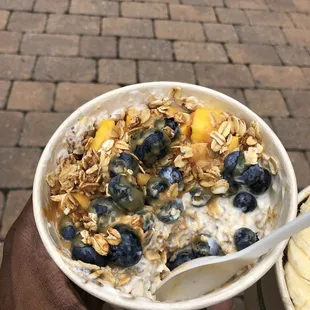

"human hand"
[0,196,233,310]
[0,196,104,310]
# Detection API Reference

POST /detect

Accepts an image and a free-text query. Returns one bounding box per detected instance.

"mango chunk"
[73,193,90,211]
[90,119,115,150]
[191,108,222,144]
[227,136,239,153]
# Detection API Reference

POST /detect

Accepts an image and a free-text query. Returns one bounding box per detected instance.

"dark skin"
[0,196,233,310]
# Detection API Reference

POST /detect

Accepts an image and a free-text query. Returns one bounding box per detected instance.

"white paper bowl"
[275,185,310,310]
[33,82,298,310]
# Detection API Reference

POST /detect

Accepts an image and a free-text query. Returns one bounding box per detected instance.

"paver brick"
[288,152,310,189]
[251,65,308,89]
[300,68,310,85]
[20,112,69,146]
[293,0,310,12]
[102,18,153,38]
[204,23,238,42]
[0,32,21,53]
[244,89,289,117]
[169,4,216,22]
[215,8,248,24]
[120,38,173,60]
[55,83,119,112]
[224,0,268,10]
[21,34,79,56]
[8,12,46,33]
[0,10,9,29]
[47,14,100,35]
[236,25,287,45]
[155,20,205,41]
[8,81,55,111]
[128,0,179,3]
[290,13,310,28]
[246,11,293,27]
[0,55,35,80]
[174,41,227,62]
[272,118,310,149]
[306,152,310,163]
[34,57,96,82]
[266,0,296,12]
[0,190,32,239]
[99,59,136,84]
[0,0,34,11]
[283,28,310,46]
[0,111,23,146]
[226,44,281,65]
[182,0,223,5]
[195,64,254,88]
[80,36,117,58]
[121,3,168,19]
[282,90,310,117]
[276,46,310,66]
[34,0,69,13]
[0,80,10,109]
[214,88,246,105]
[70,0,119,16]
[0,148,41,188]
[139,61,195,83]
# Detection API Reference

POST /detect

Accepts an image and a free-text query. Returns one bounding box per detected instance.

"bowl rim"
[33,81,298,310]
[275,185,310,310]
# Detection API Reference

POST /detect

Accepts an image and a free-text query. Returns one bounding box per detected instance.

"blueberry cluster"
[167,234,224,270]
[223,151,272,251]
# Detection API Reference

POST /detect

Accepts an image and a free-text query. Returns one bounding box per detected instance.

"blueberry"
[136,209,156,232]
[71,234,108,267]
[146,177,170,207]
[59,215,76,241]
[155,117,180,140]
[72,246,108,267]
[192,235,224,257]
[232,152,247,179]
[249,168,272,195]
[157,199,184,224]
[88,197,118,216]
[159,166,183,185]
[189,184,212,207]
[222,171,240,196]
[130,128,171,166]
[108,224,142,267]
[108,175,145,212]
[108,152,139,177]
[224,151,240,174]
[166,248,195,271]
[233,191,257,213]
[236,164,262,185]
[234,227,259,251]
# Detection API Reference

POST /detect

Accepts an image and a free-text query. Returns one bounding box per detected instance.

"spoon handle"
[245,211,310,260]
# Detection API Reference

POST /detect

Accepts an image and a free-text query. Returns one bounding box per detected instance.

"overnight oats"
[45,87,281,300]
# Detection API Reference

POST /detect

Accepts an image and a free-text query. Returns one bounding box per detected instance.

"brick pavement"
[0,0,310,263]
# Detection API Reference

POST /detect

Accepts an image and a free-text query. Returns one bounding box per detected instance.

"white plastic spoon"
[155,211,310,302]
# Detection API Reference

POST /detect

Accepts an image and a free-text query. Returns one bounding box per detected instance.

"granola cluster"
[45,87,279,298]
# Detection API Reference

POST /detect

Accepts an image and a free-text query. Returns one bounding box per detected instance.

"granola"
[46,87,281,300]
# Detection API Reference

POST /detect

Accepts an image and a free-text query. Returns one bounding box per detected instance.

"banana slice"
[292,198,310,258]
[285,262,310,309]
[288,238,310,280]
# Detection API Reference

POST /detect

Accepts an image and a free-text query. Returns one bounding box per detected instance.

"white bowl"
[275,185,310,310]
[33,82,298,310]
